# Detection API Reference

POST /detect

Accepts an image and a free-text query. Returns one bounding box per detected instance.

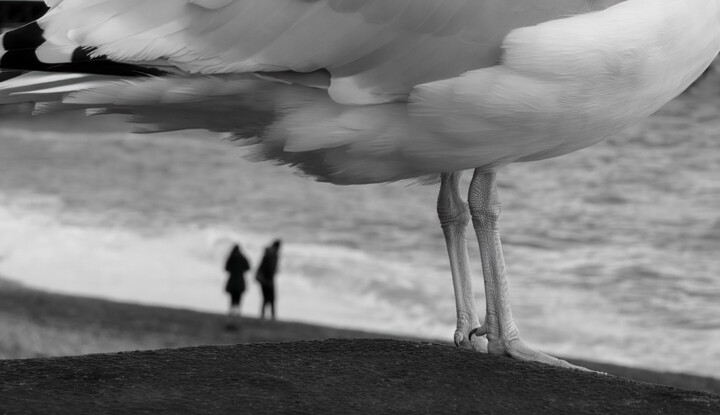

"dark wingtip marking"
[69,47,168,77]
[1,47,45,72]
[2,23,167,78]
[73,46,168,77]
[1,44,167,78]
[72,47,99,62]
[2,22,45,50]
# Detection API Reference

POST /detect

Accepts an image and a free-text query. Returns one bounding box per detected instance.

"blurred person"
[224,243,250,325]
[256,239,282,320]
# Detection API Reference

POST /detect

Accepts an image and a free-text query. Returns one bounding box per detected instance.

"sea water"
[0,93,718,377]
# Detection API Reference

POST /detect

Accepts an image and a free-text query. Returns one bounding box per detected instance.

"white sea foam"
[0,199,455,338]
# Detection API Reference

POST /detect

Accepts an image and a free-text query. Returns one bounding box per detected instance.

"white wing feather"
[35,0,620,103]
[6,0,712,186]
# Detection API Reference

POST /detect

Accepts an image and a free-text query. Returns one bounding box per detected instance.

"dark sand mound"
[1,339,718,415]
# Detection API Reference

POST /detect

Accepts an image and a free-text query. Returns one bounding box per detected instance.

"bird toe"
[454,328,488,353]
[502,338,590,371]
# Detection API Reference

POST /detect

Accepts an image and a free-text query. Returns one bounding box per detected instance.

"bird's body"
[3,0,718,184]
[1,0,718,368]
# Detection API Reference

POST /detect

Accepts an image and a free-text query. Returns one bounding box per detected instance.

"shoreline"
[1,276,718,395]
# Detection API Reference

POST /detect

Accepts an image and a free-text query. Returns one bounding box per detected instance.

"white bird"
[1,0,719,369]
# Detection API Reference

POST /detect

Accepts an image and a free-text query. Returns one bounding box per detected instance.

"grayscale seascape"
[0,85,718,378]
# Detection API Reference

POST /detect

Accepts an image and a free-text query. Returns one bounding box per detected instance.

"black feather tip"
[1,22,166,78]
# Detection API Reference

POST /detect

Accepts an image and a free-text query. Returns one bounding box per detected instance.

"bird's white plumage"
[2,0,719,184]
[410,0,720,169]
[34,0,622,103]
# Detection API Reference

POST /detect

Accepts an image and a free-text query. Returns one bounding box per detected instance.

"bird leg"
[437,172,487,352]
[468,169,582,369]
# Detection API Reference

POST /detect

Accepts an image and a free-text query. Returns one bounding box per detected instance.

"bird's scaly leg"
[468,169,582,369]
[437,172,487,352]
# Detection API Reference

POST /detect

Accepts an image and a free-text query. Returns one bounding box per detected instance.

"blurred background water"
[0,84,719,377]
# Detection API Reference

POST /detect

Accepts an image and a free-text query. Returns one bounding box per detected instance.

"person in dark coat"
[224,243,250,319]
[256,239,281,320]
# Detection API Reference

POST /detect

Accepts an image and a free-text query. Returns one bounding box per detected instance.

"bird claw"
[469,325,487,339]
[454,328,488,353]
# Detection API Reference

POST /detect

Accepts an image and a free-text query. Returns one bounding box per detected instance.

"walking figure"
[256,239,281,320]
[224,243,250,321]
